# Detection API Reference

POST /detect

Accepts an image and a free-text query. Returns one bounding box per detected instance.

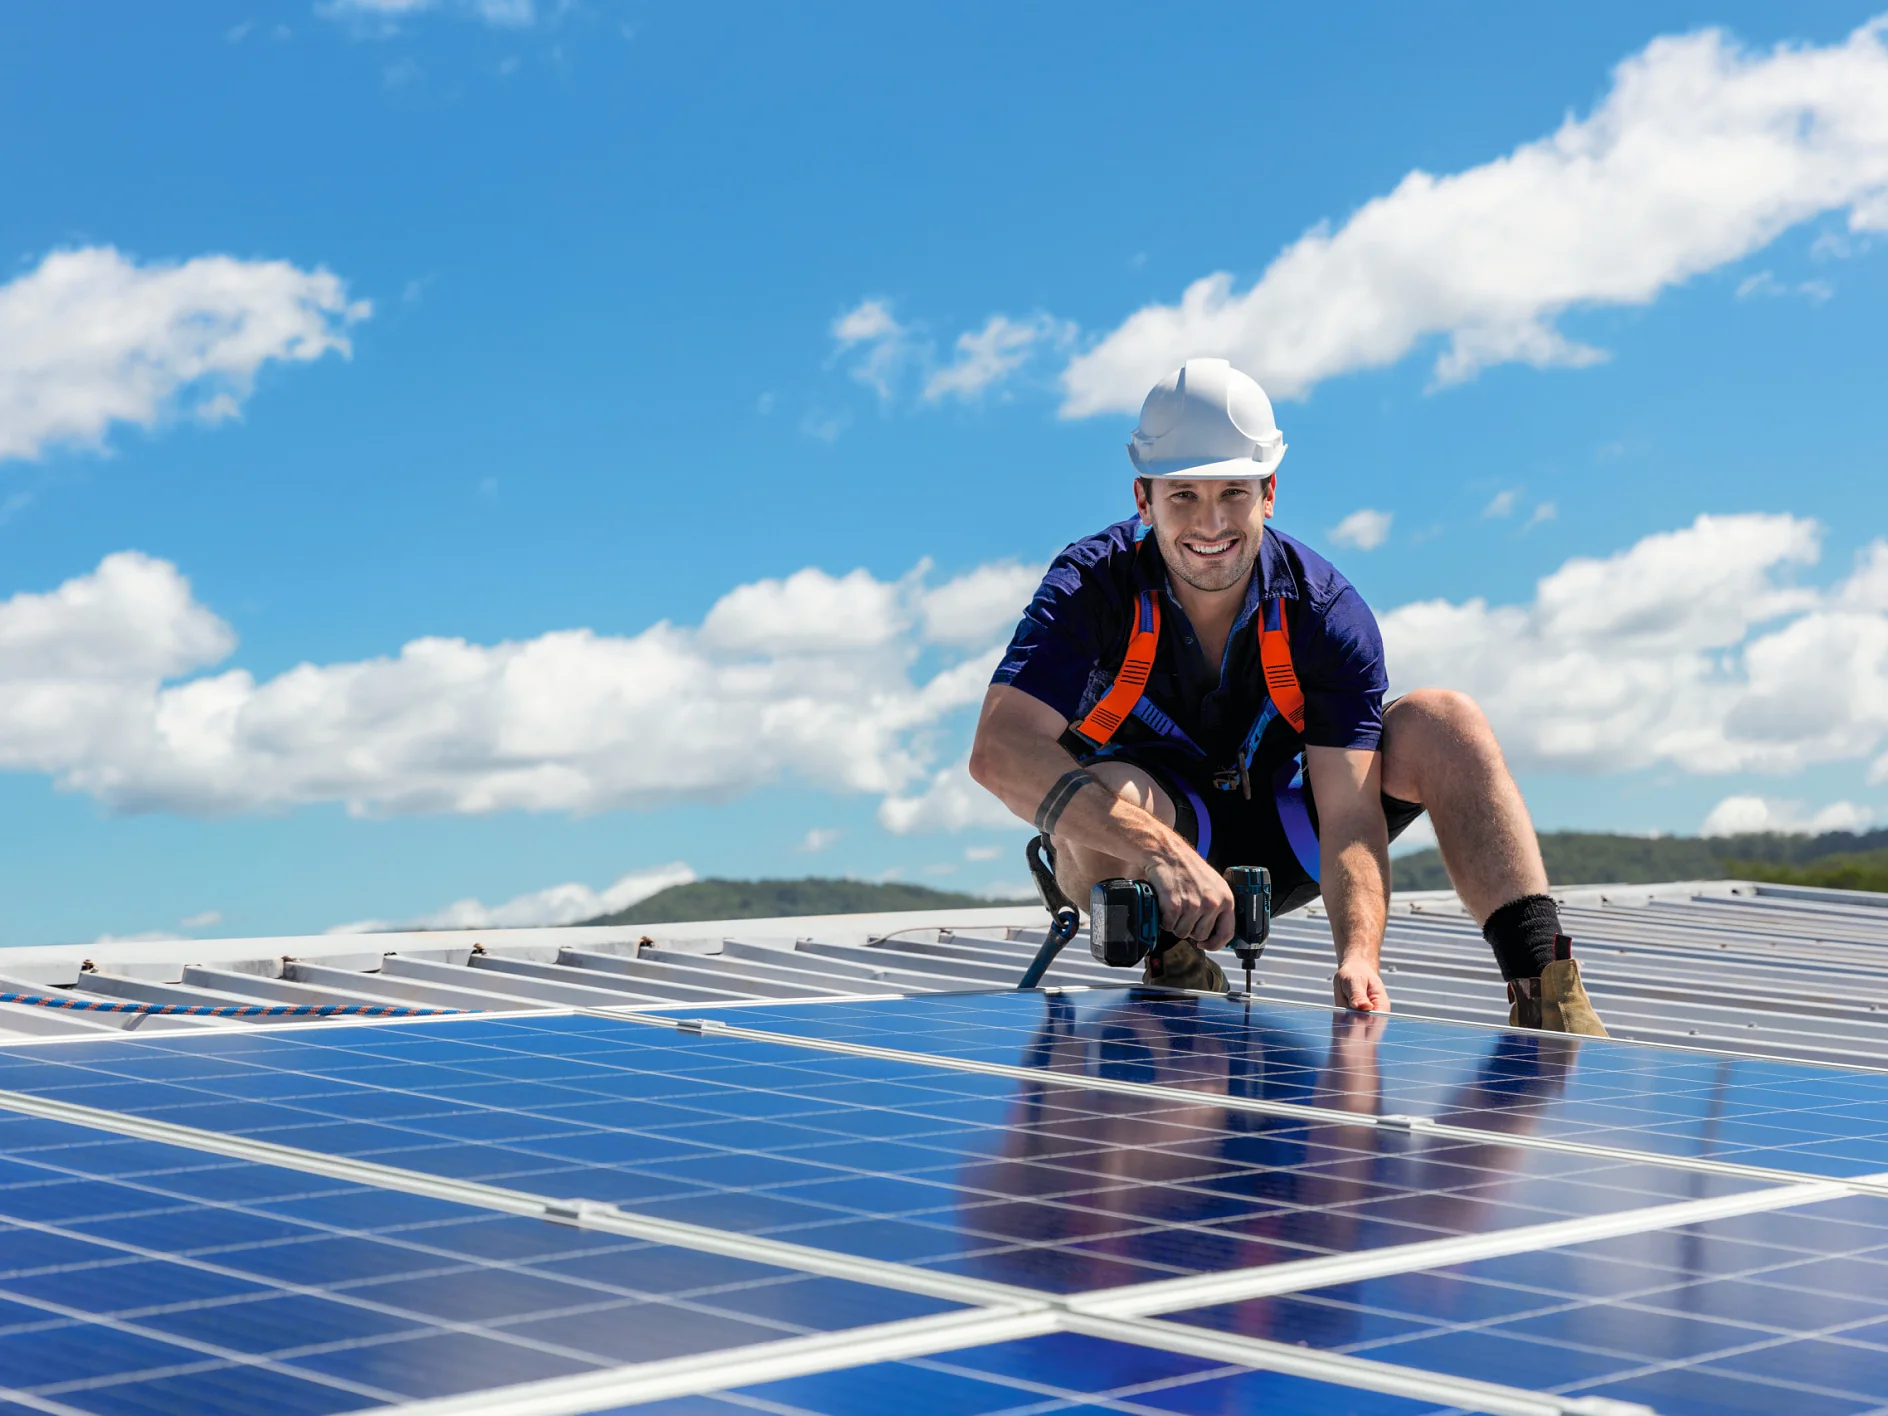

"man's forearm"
[968,687,1187,870]
[1321,829,1390,968]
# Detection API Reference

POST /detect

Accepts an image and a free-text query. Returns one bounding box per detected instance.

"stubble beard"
[1159,530,1259,594]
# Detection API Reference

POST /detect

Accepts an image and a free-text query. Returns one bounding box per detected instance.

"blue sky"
[1,1,1886,946]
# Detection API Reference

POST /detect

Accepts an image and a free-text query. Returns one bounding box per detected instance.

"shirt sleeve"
[1292,584,1388,751]
[991,551,1123,723]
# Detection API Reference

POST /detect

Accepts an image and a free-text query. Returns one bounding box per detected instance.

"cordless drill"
[1089,866,1270,993]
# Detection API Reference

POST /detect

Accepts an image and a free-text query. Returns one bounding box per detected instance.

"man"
[967,358,1604,1033]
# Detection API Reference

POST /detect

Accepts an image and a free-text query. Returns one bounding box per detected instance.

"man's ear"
[1133,478,1155,527]
[1261,475,1277,521]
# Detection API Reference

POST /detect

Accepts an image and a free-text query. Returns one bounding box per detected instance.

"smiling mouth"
[1181,537,1238,558]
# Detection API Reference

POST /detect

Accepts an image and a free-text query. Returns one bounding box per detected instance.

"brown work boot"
[1507,936,1607,1036]
[1145,941,1228,993]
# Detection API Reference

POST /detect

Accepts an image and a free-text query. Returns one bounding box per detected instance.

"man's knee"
[1383,689,1503,799]
[1082,762,1176,828]
[1386,688,1497,753]
[1050,763,1177,901]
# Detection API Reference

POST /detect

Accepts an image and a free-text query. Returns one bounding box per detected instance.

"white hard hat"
[1127,358,1287,480]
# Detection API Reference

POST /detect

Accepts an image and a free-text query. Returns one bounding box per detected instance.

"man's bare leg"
[1379,688,1605,1034]
[1378,688,1546,918]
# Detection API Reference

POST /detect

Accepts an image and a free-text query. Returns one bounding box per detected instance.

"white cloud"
[1736,269,1836,302]
[924,313,1074,402]
[798,827,842,853]
[1330,509,1393,551]
[918,561,1041,646]
[1383,513,1888,777]
[831,298,916,399]
[832,299,901,345]
[321,0,534,27]
[701,566,904,654]
[0,247,368,462]
[832,300,1075,406]
[1060,18,1888,414]
[1838,540,1888,612]
[25,519,1887,843]
[0,553,1020,820]
[964,844,1003,862]
[1700,794,1874,836]
[879,757,1023,835]
[178,910,223,929]
[1523,501,1558,531]
[332,861,695,934]
[1483,490,1520,519]
[800,409,848,443]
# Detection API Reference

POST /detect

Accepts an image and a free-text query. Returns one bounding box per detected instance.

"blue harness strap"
[1272,755,1321,881]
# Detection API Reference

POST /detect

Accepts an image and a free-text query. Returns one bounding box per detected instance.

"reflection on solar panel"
[5,977,1888,1412]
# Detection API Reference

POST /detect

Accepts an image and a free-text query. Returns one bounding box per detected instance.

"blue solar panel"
[678,990,1888,1178]
[607,1332,1439,1415]
[0,1014,1780,1296]
[5,991,1888,1415]
[1164,1193,1888,1415]
[0,1110,959,1412]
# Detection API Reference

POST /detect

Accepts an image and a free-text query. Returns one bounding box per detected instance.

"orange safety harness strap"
[1074,589,1306,746]
[1074,590,1160,744]
[1258,595,1306,734]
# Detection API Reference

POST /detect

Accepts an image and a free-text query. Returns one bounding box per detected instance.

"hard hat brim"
[1127,447,1287,481]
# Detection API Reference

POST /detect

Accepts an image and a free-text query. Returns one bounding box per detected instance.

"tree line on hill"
[1389,828,1888,894]
[579,878,1032,926]
[573,828,1888,927]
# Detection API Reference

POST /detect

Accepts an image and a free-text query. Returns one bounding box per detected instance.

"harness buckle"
[1211,762,1255,799]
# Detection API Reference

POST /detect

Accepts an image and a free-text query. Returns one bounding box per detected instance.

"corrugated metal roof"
[6,879,1886,1068]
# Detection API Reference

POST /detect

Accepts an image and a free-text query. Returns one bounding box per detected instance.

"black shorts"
[1078,745,1426,918]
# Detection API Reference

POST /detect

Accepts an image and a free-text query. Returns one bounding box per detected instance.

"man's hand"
[1332,955,1391,1012]
[1144,843,1235,949]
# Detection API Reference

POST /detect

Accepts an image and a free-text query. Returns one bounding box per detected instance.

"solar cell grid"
[609,1331,1439,1415]
[0,1014,1787,1297]
[677,990,1888,1178]
[8,992,1888,1414]
[1164,1193,1888,1415]
[0,1111,960,1413]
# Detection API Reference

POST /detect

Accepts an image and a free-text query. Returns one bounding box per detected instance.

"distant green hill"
[578,877,1035,927]
[576,831,1888,928]
[1393,829,1888,894]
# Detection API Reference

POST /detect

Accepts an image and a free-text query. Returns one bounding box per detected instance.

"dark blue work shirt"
[994,520,1388,764]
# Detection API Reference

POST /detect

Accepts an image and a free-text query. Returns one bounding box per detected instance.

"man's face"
[1134,476,1275,594]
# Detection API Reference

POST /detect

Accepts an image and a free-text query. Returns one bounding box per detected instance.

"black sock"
[1482,894,1564,981]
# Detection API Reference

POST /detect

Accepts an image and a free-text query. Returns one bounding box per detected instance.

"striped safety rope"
[0,991,467,1019]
